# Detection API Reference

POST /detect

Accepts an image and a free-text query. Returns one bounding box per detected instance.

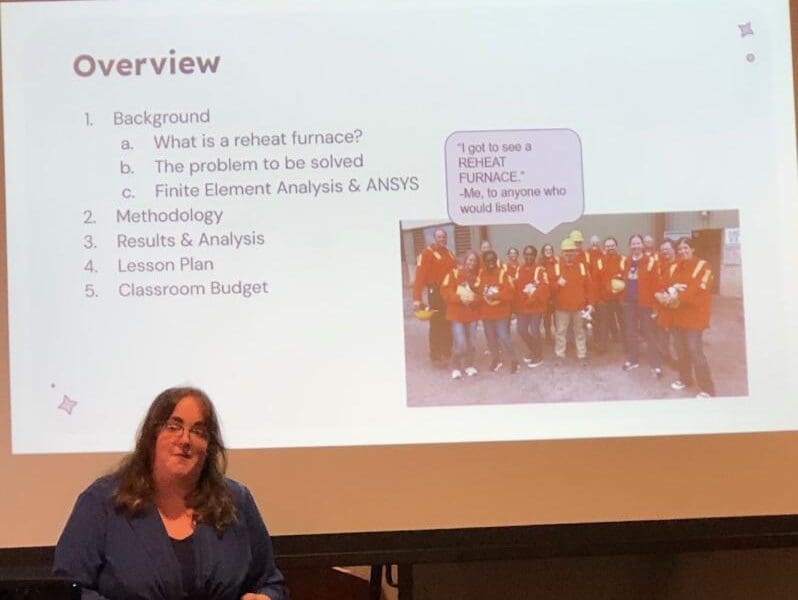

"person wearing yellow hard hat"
[552,237,595,362]
[413,228,457,366]
[568,229,591,267]
[440,251,483,379]
[592,236,625,353]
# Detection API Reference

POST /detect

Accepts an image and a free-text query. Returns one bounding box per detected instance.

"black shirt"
[170,534,196,599]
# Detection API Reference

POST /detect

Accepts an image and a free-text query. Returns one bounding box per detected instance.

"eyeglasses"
[161,418,210,443]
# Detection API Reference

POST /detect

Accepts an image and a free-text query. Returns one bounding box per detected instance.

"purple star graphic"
[58,395,77,415]
[738,22,754,37]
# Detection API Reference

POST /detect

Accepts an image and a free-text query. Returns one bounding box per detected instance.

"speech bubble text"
[445,129,584,233]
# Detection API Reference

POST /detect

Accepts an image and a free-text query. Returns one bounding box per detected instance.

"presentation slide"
[2,0,796,455]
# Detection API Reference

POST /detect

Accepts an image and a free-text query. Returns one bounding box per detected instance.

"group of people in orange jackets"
[413,229,716,398]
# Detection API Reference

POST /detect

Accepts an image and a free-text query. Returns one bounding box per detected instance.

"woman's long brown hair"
[112,387,236,533]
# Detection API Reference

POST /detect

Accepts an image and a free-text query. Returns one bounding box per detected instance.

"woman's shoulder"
[223,477,253,505]
[223,478,265,524]
[68,475,119,516]
[82,475,118,497]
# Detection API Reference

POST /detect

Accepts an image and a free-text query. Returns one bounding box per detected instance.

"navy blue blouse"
[53,477,287,600]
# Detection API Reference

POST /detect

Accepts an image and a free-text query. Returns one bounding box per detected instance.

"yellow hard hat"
[569,229,584,242]
[560,238,577,251]
[414,308,437,321]
[610,277,626,293]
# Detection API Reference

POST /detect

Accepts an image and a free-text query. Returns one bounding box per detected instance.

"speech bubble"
[444,129,584,233]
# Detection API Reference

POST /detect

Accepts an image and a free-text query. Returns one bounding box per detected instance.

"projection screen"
[0,0,796,548]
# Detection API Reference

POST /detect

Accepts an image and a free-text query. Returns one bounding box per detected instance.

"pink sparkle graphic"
[746,53,756,62]
[738,22,754,37]
[58,395,77,415]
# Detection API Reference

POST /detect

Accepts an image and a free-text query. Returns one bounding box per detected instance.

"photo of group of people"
[400,210,748,407]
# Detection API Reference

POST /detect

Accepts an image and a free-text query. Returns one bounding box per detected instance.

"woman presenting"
[53,387,288,600]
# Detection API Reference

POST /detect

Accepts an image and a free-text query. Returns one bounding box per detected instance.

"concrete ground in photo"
[404,296,748,407]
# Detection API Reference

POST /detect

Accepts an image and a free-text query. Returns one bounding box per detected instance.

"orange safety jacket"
[540,256,558,285]
[571,249,591,267]
[513,264,550,314]
[440,268,483,323]
[621,254,658,308]
[551,260,594,312]
[412,244,457,303]
[478,267,514,320]
[555,249,593,276]
[670,257,713,330]
[653,260,678,329]
[504,261,521,281]
[657,255,675,279]
[593,253,625,302]
[588,248,603,274]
